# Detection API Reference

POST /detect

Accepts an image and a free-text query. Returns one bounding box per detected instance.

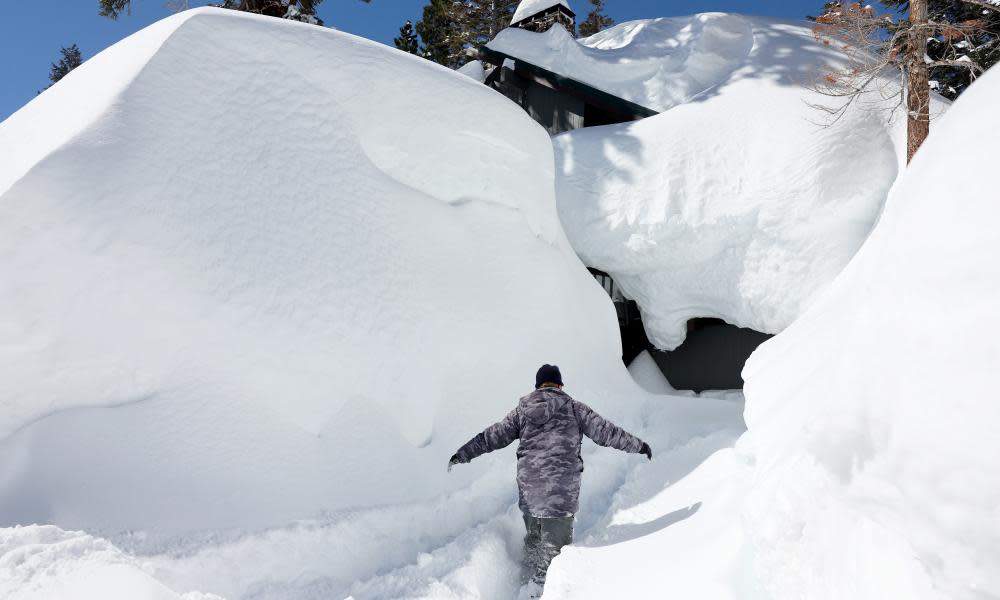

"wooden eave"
[480,45,659,122]
[510,5,577,29]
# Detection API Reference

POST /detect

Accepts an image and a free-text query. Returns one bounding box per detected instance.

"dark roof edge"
[480,46,659,119]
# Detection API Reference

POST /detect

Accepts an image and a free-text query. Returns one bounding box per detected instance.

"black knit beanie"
[535,364,563,389]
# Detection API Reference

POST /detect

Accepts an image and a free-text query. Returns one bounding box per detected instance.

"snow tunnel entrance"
[589,269,773,392]
[648,319,773,392]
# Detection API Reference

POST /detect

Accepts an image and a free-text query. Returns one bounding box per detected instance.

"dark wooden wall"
[647,319,773,392]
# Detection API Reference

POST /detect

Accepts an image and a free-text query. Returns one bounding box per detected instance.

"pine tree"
[416,0,470,68]
[99,0,131,19]
[879,0,1000,99]
[43,44,83,91]
[578,0,614,37]
[809,1,994,161]
[395,20,420,53]
[465,0,519,47]
[214,0,334,25]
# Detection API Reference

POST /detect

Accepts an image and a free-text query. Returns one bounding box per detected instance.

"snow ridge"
[488,13,755,112]
[552,15,939,349]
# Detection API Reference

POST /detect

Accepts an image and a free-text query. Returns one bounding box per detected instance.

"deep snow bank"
[540,64,998,600]
[740,65,1000,600]
[0,526,219,600]
[627,350,674,395]
[0,7,631,536]
[550,15,943,349]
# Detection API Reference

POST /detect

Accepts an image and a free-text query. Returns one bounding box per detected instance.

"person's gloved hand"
[447,454,461,472]
[639,442,653,461]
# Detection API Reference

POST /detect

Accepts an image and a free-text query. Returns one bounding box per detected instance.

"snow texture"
[0,526,220,600]
[511,0,573,26]
[550,14,946,349]
[489,13,755,113]
[739,61,1000,600]
[0,8,746,600]
[456,59,486,82]
[627,350,674,395]
[0,7,629,537]
[543,60,1000,600]
[2,5,992,600]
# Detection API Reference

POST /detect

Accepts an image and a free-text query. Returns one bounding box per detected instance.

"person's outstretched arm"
[574,401,649,458]
[449,409,521,470]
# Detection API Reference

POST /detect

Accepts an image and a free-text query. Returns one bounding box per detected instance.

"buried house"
[464,3,913,392]
[474,1,771,392]
[479,1,655,134]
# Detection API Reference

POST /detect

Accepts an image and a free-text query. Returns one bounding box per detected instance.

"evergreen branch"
[959,0,1000,13]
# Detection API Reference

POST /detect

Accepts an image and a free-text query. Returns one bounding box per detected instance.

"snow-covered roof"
[551,13,948,350]
[511,0,573,26]
[489,13,755,113]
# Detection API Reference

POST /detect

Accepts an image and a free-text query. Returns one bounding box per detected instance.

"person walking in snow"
[448,364,652,589]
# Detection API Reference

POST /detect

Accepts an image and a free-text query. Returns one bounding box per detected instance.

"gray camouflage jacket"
[453,387,645,518]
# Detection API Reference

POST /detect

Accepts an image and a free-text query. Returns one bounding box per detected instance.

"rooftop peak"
[510,0,575,33]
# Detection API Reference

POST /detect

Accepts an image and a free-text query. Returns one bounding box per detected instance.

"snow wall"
[740,64,1000,600]
[545,14,946,349]
[0,8,634,537]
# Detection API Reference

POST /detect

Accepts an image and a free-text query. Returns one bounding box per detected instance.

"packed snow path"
[1,391,746,600]
[132,394,746,600]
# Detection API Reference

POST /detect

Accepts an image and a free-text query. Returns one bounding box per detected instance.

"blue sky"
[0,0,821,122]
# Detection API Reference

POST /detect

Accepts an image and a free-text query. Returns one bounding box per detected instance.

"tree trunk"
[906,0,930,163]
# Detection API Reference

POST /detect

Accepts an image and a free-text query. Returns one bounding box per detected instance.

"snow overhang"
[479,45,658,121]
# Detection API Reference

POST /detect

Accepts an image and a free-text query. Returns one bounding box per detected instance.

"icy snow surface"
[549,14,946,348]
[510,0,572,26]
[0,7,747,600]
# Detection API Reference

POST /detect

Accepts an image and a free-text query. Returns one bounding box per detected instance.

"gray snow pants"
[521,513,575,586]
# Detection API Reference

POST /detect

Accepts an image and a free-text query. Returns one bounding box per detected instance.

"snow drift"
[0,526,220,600]
[539,61,999,600]
[545,14,945,349]
[739,63,1000,600]
[0,7,632,538]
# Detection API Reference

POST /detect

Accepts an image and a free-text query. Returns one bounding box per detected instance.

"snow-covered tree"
[43,44,83,91]
[98,0,132,18]
[394,20,421,53]
[213,0,339,25]
[578,0,614,37]
[809,0,993,161]
[881,0,1000,99]
[416,0,470,67]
